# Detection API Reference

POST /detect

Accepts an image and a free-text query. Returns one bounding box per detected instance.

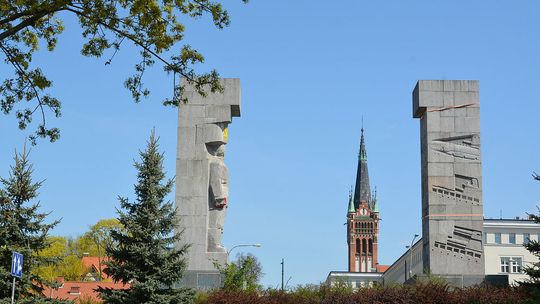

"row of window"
[500,257,522,273]
[485,232,535,245]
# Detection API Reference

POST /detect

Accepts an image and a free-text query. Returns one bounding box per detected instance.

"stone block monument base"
[179,270,224,290]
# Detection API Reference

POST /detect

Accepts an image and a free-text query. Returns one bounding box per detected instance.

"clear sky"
[1,0,540,288]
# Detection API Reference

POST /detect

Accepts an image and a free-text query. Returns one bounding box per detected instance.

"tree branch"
[0,10,36,26]
[0,43,47,128]
[64,7,172,69]
[0,15,44,41]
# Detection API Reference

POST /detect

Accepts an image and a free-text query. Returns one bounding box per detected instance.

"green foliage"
[0,297,72,304]
[193,292,209,304]
[33,218,124,285]
[219,253,263,292]
[0,0,247,144]
[33,236,85,282]
[77,295,100,304]
[75,218,123,281]
[0,147,60,301]
[98,130,194,304]
[76,218,122,257]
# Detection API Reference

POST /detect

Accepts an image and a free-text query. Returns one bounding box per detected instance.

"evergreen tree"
[0,147,61,302]
[524,172,540,284]
[522,173,540,304]
[99,131,193,304]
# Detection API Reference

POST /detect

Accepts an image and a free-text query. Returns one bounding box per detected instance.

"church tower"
[347,128,380,272]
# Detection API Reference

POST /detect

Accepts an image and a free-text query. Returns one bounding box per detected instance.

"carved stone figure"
[176,79,241,289]
[207,141,228,253]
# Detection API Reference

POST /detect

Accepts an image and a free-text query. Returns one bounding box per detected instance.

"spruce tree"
[0,148,60,302]
[524,173,540,284]
[99,131,193,304]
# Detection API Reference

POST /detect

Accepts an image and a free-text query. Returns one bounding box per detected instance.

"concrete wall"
[383,240,423,285]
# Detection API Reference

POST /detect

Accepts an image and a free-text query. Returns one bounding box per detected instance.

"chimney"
[57,276,65,288]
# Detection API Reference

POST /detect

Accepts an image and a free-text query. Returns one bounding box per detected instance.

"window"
[511,258,523,273]
[495,233,501,244]
[500,257,510,273]
[524,233,530,245]
[484,232,488,243]
[500,257,523,273]
[509,233,516,244]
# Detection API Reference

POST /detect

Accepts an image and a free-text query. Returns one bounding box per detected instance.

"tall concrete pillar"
[176,78,241,290]
[413,80,484,282]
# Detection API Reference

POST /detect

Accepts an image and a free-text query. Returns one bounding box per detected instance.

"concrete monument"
[176,78,241,289]
[413,80,485,283]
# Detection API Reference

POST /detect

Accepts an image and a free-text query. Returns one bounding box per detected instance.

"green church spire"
[347,187,355,214]
[373,186,379,212]
[353,127,371,210]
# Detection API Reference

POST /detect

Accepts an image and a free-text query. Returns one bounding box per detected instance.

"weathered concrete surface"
[176,78,241,289]
[413,80,484,279]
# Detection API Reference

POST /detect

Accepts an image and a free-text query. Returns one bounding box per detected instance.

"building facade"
[379,218,540,287]
[484,218,540,285]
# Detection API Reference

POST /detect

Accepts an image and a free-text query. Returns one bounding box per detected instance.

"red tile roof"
[42,281,129,303]
[82,256,109,276]
[378,265,390,273]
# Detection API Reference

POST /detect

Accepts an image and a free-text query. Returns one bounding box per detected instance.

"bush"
[201,283,528,304]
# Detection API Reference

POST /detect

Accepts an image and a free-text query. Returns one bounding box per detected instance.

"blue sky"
[1,0,540,288]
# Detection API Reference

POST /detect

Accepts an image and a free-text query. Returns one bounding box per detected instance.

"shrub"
[201,283,528,304]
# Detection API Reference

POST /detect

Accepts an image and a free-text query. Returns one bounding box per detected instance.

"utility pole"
[280,258,284,291]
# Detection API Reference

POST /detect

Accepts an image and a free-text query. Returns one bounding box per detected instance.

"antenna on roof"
[500,209,502,219]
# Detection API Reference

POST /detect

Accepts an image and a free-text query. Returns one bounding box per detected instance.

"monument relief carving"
[413,80,484,282]
[433,225,483,260]
[430,134,480,161]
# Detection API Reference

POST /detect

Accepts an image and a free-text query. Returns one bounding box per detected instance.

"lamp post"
[227,243,262,256]
[406,234,419,281]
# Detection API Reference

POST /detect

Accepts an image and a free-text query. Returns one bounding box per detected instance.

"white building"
[327,218,540,287]
[483,218,540,285]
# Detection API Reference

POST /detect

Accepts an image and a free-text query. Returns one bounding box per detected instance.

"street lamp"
[227,244,262,256]
[406,234,419,281]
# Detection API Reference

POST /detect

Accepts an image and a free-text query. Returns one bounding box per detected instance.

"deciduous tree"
[76,218,123,281]
[220,253,263,292]
[1,0,247,144]
[33,236,86,284]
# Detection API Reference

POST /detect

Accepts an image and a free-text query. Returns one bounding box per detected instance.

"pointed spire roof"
[347,186,355,214]
[353,128,371,210]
